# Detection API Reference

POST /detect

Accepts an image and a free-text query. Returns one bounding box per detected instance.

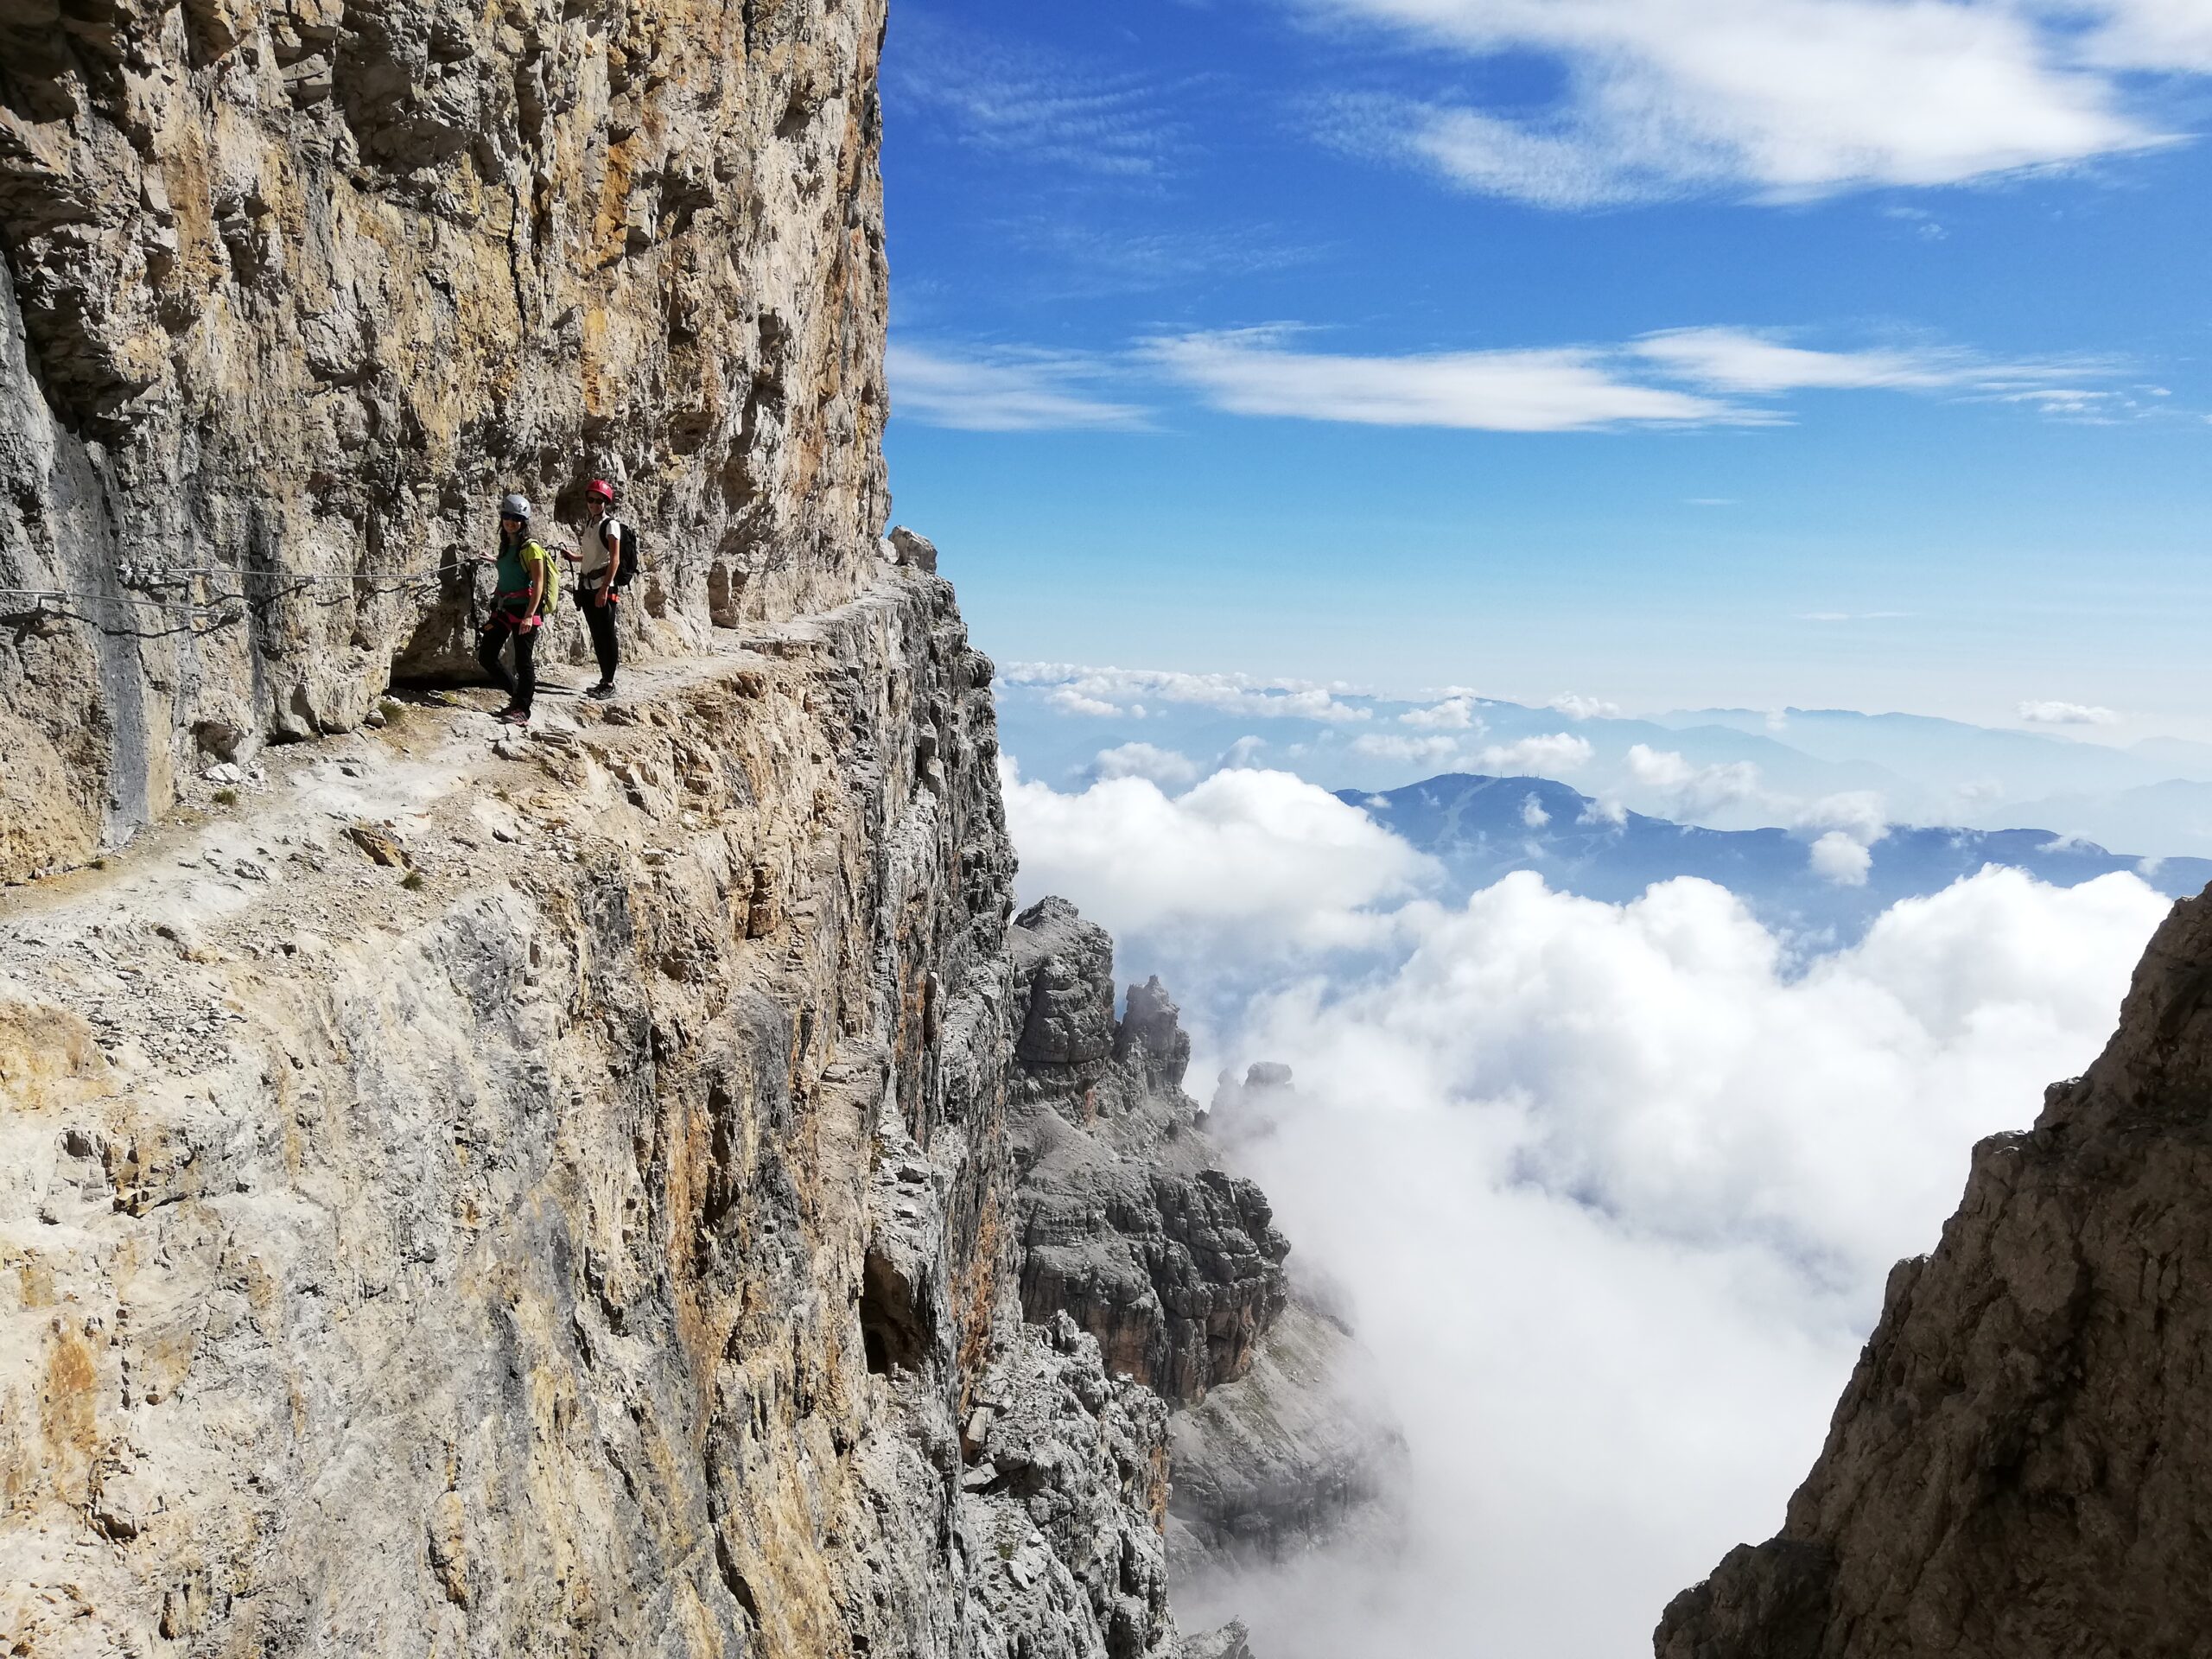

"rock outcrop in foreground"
[1658,887,2212,1659]
[2,0,890,881]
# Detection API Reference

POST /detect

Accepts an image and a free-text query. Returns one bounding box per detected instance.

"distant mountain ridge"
[1342,772,2212,943]
[997,672,2212,857]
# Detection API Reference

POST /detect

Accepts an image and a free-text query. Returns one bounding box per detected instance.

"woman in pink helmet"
[575,477,626,699]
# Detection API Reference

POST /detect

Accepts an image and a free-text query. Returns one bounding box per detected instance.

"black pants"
[478,613,537,713]
[576,582,620,684]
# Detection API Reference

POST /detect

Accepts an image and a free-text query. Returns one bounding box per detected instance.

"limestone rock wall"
[1656,885,2212,1659]
[0,570,1197,1659]
[0,0,892,880]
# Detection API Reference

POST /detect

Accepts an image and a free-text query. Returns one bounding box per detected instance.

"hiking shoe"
[586,681,617,701]
[496,707,531,726]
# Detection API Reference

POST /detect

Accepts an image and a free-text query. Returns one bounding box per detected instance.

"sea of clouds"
[1002,759,2171,1657]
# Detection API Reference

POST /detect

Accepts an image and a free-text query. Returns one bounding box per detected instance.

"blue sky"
[879,0,2212,739]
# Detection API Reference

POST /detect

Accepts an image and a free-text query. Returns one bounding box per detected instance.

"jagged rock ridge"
[1007,897,1289,1411]
[1002,904,1407,1583]
[1658,885,2212,1658]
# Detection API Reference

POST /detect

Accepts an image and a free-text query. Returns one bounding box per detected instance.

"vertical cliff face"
[0,0,890,881]
[1657,887,2212,1659]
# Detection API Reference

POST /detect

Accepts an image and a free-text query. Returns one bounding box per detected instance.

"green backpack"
[524,540,559,614]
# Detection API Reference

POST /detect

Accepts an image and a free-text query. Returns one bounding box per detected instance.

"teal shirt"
[495,536,547,607]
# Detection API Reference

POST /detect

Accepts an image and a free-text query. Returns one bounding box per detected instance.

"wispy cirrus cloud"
[1141,325,2115,432]
[887,343,1148,433]
[886,13,1194,177]
[996,217,1324,296]
[1302,0,2199,207]
[1144,328,1754,431]
[1636,327,2059,394]
[898,313,2130,436]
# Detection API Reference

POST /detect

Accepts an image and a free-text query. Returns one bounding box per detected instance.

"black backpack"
[602,517,642,588]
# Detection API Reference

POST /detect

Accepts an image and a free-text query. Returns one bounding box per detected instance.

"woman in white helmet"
[478,492,554,726]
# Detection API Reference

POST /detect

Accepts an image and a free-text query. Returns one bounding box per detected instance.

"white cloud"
[1007,662,1374,724]
[1233,865,2163,1299]
[1001,761,1436,954]
[1175,865,2167,1657]
[1626,743,1764,814]
[2063,0,2212,72]
[1088,742,1201,788]
[2038,832,2107,855]
[1809,829,1875,887]
[2019,698,2122,726]
[1630,327,2088,396]
[1479,733,1594,774]
[1401,695,1485,730]
[1548,693,1621,721]
[1146,325,2107,434]
[1522,792,1552,829]
[1309,0,2186,207]
[1146,328,1750,431]
[1796,791,1891,846]
[1048,686,1122,718]
[887,343,1148,432]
